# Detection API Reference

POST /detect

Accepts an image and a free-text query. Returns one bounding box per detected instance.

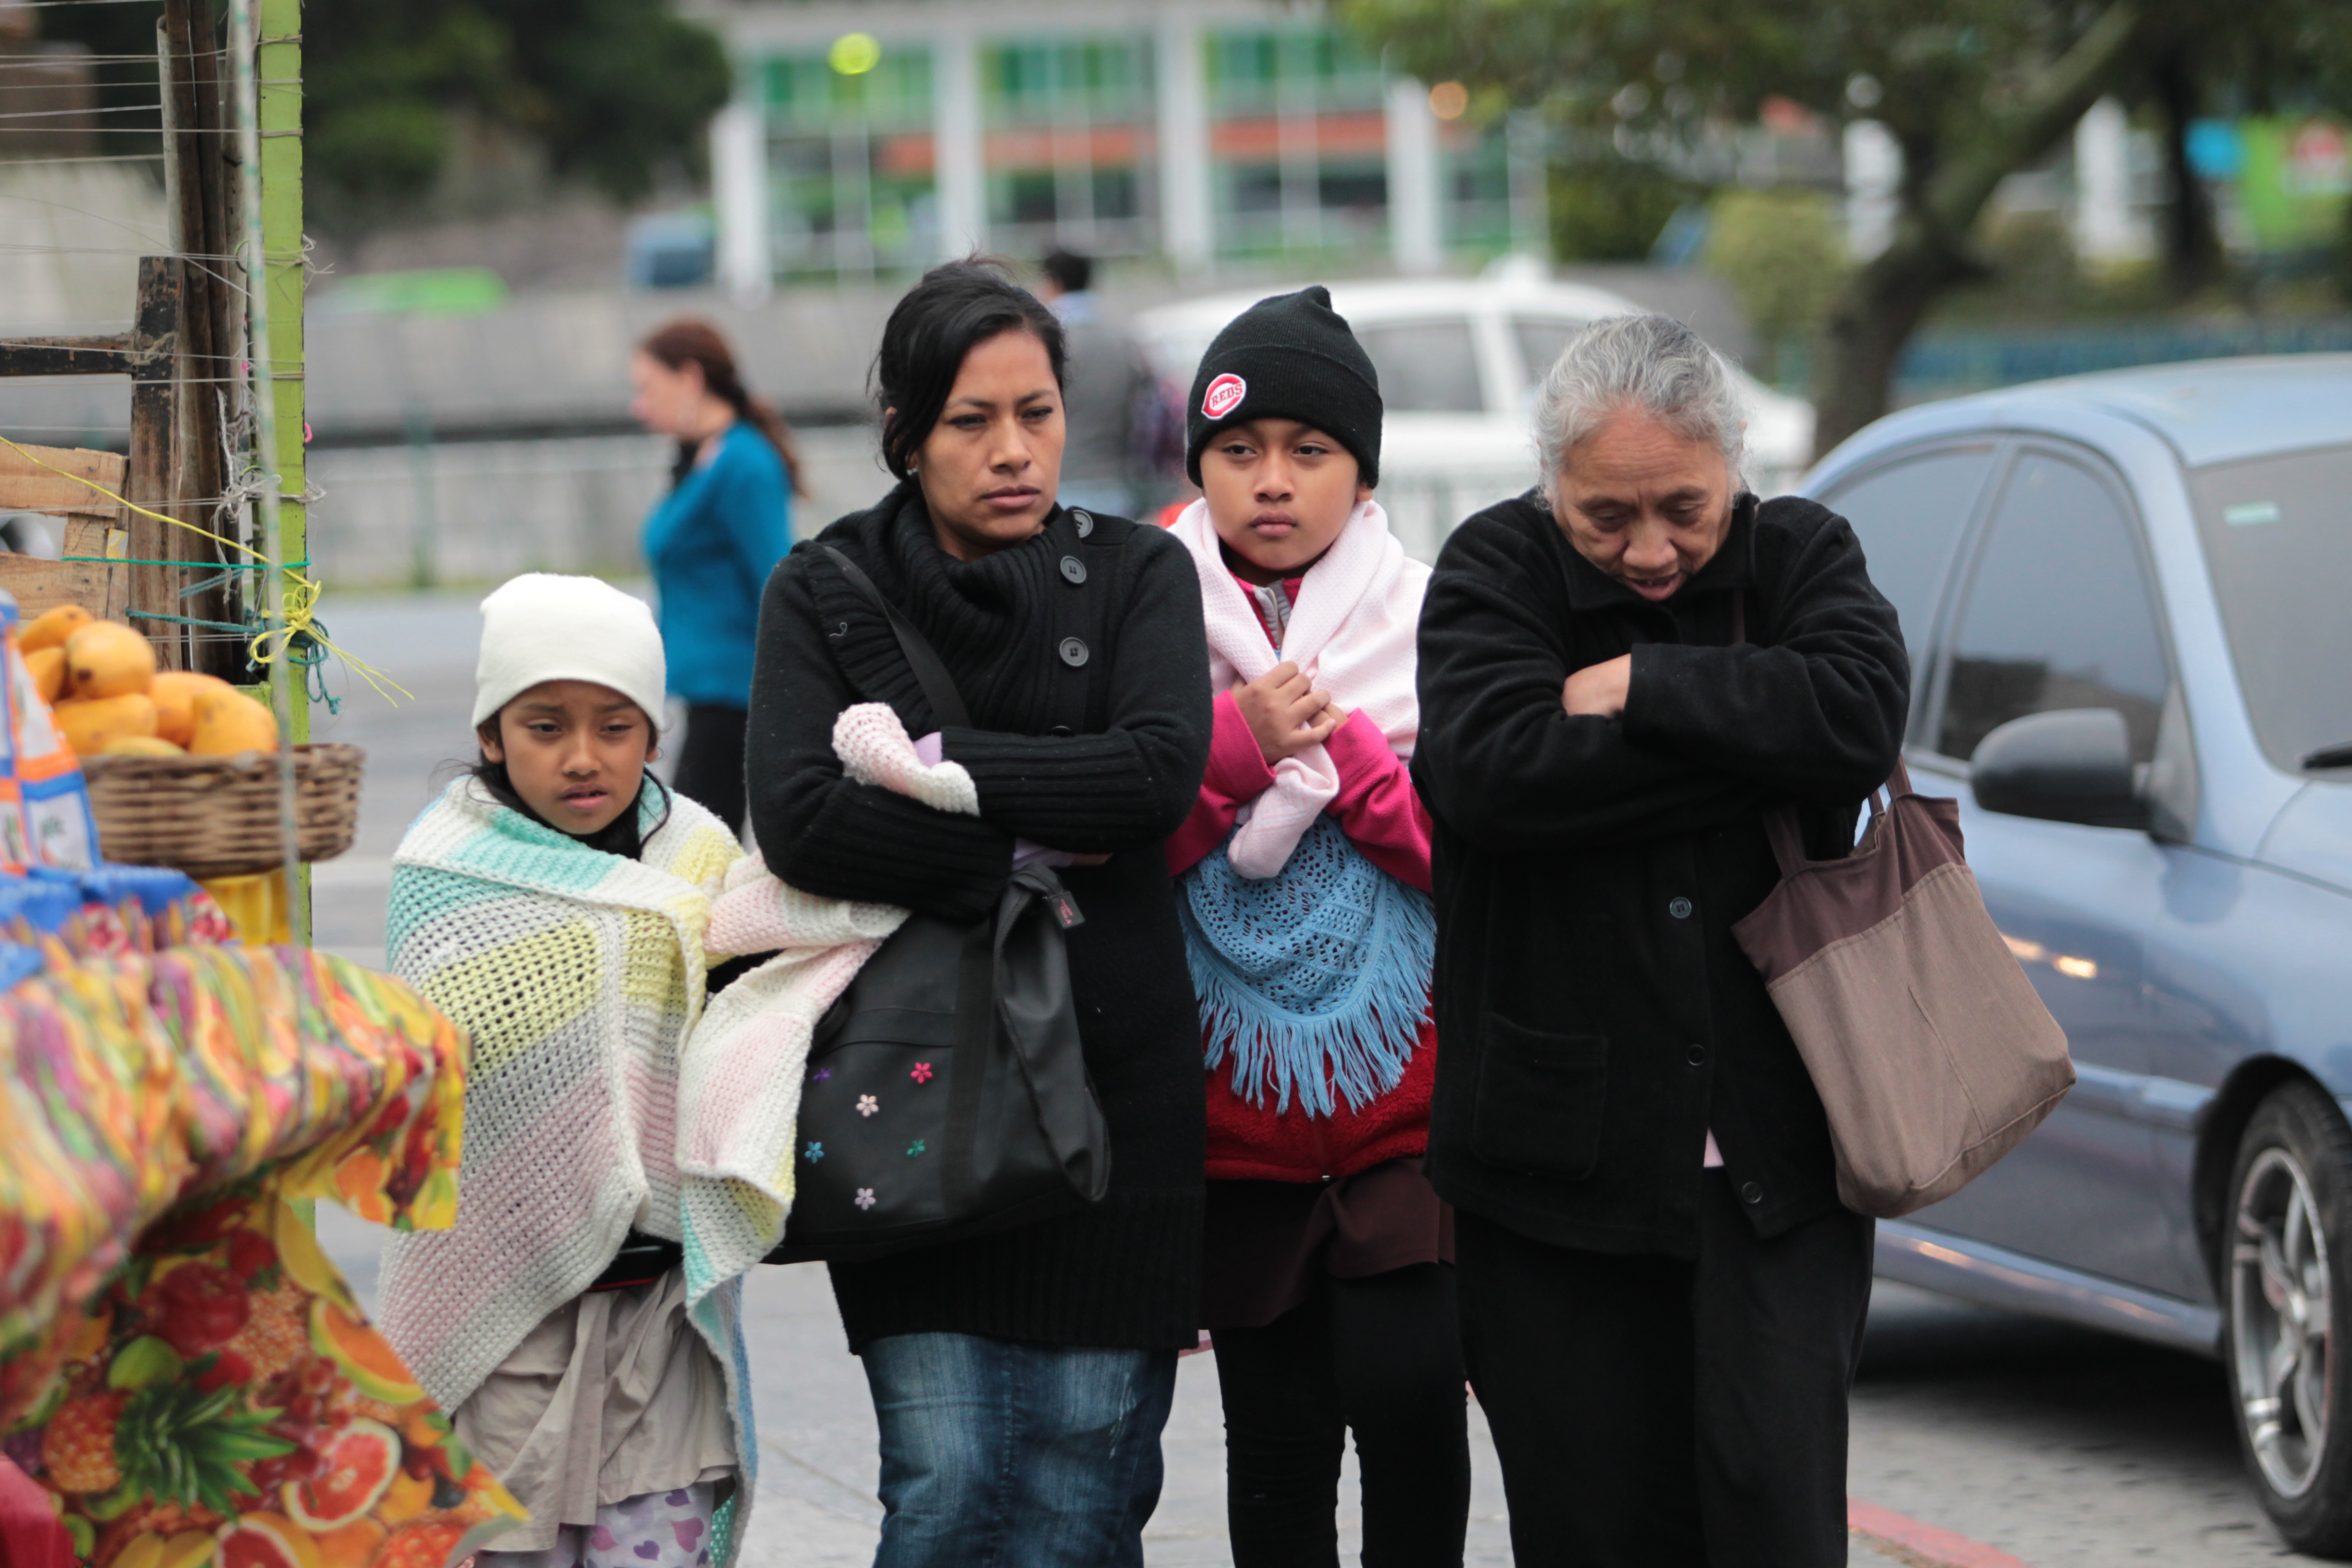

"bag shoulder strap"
[822,543,973,730]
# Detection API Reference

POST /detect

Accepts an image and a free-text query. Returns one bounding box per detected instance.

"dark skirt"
[1201,1157,1453,1330]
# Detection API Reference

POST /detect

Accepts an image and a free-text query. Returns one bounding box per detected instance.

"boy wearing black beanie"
[1185,284,1382,490]
[1166,289,1472,1566]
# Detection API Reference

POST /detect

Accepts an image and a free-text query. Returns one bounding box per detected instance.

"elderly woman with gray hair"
[1411,314,1909,1566]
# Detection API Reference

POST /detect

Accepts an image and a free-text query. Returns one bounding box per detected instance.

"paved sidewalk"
[317,1206,1519,1566]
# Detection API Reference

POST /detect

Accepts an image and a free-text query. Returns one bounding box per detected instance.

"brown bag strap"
[1762,807,1807,876]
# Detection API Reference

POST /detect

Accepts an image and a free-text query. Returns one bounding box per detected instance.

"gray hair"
[1533,314,1745,504]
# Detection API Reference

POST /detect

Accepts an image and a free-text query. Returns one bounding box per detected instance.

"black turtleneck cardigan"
[746,483,1213,1351]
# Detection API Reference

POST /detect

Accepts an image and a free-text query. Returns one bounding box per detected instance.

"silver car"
[1802,356,2352,1554]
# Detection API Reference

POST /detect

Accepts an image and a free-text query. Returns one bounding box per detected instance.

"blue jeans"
[861,1333,1178,1568]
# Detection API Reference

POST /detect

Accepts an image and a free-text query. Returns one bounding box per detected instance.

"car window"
[1938,451,2170,764]
[1817,445,1996,666]
[1352,319,1483,413]
[2186,445,2352,772]
[1510,316,1585,389]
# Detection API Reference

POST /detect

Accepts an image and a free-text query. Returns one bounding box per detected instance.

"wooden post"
[124,256,184,670]
[161,0,238,678]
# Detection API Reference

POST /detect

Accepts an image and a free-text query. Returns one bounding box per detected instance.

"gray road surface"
[304,590,2321,1566]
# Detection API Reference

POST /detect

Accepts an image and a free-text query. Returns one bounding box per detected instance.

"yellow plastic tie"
[0,431,409,703]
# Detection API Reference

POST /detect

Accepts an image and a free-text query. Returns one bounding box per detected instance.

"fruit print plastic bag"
[5,1180,523,1568]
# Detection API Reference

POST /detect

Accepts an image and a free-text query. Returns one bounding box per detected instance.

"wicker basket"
[81,743,365,880]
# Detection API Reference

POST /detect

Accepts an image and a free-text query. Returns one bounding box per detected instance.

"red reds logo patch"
[1201,373,1247,420]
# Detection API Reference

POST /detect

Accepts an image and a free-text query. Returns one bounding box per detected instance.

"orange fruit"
[24,645,64,701]
[54,693,157,756]
[63,621,155,699]
[373,1523,466,1568]
[214,1513,323,1568]
[307,1518,385,1568]
[374,1470,433,1527]
[187,687,278,755]
[20,603,91,653]
[283,1419,399,1531]
[307,1300,422,1404]
[149,670,230,747]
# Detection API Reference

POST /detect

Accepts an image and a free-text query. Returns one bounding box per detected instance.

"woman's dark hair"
[873,257,1066,483]
[640,318,807,495]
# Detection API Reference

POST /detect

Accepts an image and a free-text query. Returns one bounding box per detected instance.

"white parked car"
[1133,257,1814,562]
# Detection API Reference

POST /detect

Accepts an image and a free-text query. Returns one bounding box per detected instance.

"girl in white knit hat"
[375,574,759,1568]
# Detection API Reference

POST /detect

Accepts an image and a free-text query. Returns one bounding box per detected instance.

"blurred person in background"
[1412,314,1909,1567]
[1036,248,1166,520]
[746,259,1212,1566]
[632,319,801,835]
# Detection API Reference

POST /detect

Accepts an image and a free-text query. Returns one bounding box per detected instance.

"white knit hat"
[472,573,667,727]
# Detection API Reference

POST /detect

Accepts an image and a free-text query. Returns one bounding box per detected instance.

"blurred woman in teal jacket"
[631,319,799,833]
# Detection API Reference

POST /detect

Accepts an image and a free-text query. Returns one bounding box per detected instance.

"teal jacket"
[643,421,792,708]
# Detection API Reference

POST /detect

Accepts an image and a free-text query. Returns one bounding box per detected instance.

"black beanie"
[1185,285,1382,487]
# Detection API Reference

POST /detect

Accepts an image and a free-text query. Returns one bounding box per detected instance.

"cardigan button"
[1049,725,1074,737]
[1070,509,1094,536]
[1060,555,1087,584]
[1059,637,1090,667]
[1740,1181,1764,1205]
[1668,896,1694,920]
[1687,1043,1706,1066]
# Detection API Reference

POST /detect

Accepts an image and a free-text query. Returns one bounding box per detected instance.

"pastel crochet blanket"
[1166,496,1429,877]
[374,778,753,1546]
[677,703,980,1299]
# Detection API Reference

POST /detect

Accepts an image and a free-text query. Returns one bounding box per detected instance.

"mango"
[63,620,155,699]
[54,693,157,755]
[149,670,229,747]
[187,686,278,755]
[24,645,62,702]
[98,735,184,758]
[19,603,90,653]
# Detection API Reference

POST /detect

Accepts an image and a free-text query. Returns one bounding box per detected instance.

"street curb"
[1849,1498,2031,1568]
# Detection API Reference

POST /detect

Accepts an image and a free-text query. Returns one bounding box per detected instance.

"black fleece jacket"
[1413,491,1909,1257]
[747,484,1212,1349]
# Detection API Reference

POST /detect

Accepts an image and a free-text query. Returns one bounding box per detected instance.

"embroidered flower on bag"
[910,1062,934,1084]
[810,1067,832,1082]
[906,1139,927,1158]
[804,1140,824,1163]
[857,1094,879,1117]
[855,1188,877,1210]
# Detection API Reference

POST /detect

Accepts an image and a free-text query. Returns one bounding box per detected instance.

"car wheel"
[2228,1079,2352,1555]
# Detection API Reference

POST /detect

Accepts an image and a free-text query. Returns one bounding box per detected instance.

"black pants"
[1212,1263,1470,1568]
[671,703,748,834]
[1457,1175,1873,1568]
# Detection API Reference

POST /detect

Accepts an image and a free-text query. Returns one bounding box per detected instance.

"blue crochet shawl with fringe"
[1179,812,1435,1118]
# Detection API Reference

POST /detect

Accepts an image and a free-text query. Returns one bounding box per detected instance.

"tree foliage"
[306,0,730,208]
[1704,188,1847,383]
[36,1,730,213]
[1335,0,2216,453]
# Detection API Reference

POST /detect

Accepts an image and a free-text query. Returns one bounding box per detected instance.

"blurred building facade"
[690,0,1550,291]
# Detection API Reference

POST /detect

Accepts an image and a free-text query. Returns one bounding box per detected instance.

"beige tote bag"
[1730,760,2075,1219]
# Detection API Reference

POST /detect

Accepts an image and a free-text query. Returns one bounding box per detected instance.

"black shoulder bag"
[765,547,1112,1263]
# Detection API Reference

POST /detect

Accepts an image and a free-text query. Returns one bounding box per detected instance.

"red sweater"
[1167,578,1438,1184]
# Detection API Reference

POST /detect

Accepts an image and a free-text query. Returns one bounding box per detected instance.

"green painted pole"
[231,0,307,943]
[258,0,305,704]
